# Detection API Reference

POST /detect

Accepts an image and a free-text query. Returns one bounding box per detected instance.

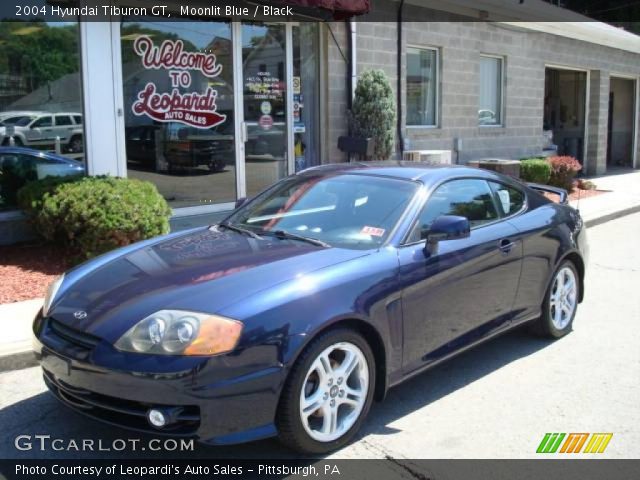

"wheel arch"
[558,250,585,302]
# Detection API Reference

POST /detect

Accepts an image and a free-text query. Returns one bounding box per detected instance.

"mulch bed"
[0,243,70,304]
[568,188,608,202]
[543,188,609,203]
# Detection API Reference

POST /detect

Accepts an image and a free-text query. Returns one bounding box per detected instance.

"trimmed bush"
[16,174,83,213]
[350,69,396,160]
[519,158,552,184]
[548,156,582,192]
[18,176,171,260]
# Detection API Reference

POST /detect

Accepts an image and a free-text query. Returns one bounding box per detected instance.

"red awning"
[278,0,370,18]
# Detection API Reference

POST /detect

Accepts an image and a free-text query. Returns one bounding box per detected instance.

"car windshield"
[228,173,419,250]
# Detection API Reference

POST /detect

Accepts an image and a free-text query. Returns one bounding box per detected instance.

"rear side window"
[489,182,525,217]
[55,115,73,126]
[73,115,82,124]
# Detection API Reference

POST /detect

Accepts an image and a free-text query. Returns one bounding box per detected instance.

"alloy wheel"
[549,266,578,330]
[299,342,369,443]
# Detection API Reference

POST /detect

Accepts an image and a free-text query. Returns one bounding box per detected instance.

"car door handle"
[498,238,515,254]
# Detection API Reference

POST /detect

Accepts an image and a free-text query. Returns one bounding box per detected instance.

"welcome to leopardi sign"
[131,35,227,129]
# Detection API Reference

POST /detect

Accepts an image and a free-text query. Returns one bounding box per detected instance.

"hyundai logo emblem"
[73,311,87,319]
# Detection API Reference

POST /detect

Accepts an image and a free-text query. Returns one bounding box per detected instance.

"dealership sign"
[131,36,226,129]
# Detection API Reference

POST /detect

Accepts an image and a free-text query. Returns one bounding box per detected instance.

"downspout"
[397,0,405,158]
[347,20,357,129]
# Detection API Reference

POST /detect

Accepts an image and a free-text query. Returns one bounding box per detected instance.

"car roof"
[0,146,79,163]
[299,161,516,187]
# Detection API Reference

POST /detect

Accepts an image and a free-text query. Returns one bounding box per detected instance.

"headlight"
[43,274,65,316]
[114,310,243,356]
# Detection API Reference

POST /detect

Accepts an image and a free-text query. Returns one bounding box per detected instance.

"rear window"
[489,182,526,217]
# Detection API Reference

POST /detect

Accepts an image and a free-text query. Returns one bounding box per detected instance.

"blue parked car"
[0,147,84,208]
[33,163,587,453]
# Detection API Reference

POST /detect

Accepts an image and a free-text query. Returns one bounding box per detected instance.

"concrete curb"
[583,204,640,228]
[0,349,36,373]
[1,205,639,374]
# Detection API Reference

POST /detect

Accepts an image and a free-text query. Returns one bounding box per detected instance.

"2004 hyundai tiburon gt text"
[33,163,587,454]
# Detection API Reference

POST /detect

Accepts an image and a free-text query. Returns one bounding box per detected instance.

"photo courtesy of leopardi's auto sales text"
[0,0,638,479]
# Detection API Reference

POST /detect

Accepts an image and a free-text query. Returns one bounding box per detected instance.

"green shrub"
[350,69,396,160]
[18,176,171,260]
[548,155,582,192]
[519,158,552,184]
[16,174,83,213]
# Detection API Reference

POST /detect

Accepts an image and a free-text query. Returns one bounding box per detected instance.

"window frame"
[487,180,528,219]
[54,115,73,127]
[31,116,53,128]
[478,54,505,128]
[401,177,509,247]
[405,45,440,129]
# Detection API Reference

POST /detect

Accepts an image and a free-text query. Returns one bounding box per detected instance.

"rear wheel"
[533,260,580,338]
[277,328,375,454]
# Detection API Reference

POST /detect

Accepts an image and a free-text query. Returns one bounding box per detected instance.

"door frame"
[544,64,590,170]
[609,73,639,169]
[232,21,296,199]
[110,20,297,216]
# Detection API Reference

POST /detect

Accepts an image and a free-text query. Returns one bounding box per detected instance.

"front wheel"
[534,260,580,338]
[276,328,375,454]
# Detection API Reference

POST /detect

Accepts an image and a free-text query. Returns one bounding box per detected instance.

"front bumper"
[33,315,287,445]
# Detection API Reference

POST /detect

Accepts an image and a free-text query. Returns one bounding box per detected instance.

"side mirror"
[234,197,248,209]
[422,215,470,255]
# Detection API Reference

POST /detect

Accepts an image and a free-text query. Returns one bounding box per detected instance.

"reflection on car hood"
[50,227,368,341]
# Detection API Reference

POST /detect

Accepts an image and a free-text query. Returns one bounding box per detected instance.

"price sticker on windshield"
[361,226,385,237]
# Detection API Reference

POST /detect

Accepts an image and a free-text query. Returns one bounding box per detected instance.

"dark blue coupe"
[33,163,587,453]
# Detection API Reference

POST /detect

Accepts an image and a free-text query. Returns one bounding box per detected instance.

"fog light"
[147,409,167,428]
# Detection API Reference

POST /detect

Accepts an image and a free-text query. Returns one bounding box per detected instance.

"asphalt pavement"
[0,213,638,460]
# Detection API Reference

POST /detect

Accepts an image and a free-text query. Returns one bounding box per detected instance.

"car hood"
[49,227,369,341]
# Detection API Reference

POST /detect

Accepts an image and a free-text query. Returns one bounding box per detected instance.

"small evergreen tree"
[350,69,396,160]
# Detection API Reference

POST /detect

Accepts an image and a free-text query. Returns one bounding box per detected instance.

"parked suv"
[0,112,84,153]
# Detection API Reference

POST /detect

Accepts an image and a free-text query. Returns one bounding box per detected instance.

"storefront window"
[479,55,503,126]
[407,47,438,127]
[293,23,320,169]
[242,23,288,197]
[0,20,84,210]
[121,20,236,209]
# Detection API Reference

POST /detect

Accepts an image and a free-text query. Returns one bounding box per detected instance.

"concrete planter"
[468,159,521,179]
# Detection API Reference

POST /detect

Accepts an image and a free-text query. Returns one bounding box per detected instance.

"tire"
[68,135,83,153]
[208,160,225,172]
[276,328,375,454]
[533,260,580,338]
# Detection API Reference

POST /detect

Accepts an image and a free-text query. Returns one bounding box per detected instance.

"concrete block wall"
[325,12,640,174]
[325,22,350,162]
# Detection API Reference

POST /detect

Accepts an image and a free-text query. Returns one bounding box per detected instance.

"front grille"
[48,319,100,350]
[43,370,200,436]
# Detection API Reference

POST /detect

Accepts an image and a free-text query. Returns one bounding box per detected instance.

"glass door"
[239,23,291,197]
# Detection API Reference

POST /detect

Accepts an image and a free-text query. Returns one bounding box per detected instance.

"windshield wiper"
[269,230,331,248]
[216,222,262,239]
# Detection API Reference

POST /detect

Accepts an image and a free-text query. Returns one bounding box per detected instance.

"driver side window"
[407,179,499,243]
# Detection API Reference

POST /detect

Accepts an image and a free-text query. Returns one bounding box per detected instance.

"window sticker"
[361,226,385,237]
